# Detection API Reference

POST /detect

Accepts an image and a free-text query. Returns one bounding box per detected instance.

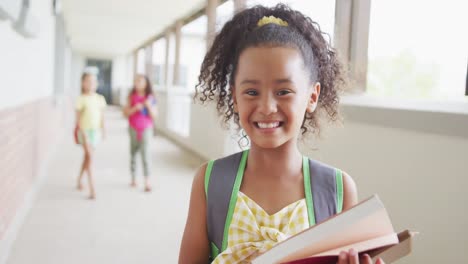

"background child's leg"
[129,128,138,187]
[80,133,95,199]
[141,128,152,192]
[77,130,88,190]
[77,153,87,190]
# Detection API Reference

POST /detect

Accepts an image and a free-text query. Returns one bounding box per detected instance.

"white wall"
[0,0,56,109]
[53,13,72,97]
[299,118,468,264]
[70,52,85,98]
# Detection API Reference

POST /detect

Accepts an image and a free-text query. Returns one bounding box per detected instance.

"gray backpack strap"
[205,151,246,259]
[308,159,344,224]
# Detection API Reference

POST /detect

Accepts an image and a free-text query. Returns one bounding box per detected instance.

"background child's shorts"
[78,129,100,147]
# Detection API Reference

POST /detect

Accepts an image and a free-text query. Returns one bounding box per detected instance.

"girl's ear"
[306,82,321,113]
[232,85,238,113]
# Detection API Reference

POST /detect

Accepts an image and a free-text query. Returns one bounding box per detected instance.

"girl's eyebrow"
[240,79,260,85]
[275,78,293,84]
[240,78,293,85]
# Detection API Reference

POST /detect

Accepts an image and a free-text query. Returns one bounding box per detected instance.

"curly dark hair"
[195,4,346,135]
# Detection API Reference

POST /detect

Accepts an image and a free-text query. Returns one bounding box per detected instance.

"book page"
[278,209,395,263]
[314,233,398,257]
[252,195,395,264]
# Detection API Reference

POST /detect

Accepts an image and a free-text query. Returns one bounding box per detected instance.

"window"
[367,0,468,100]
[167,32,176,86]
[152,38,166,86]
[164,15,210,138]
[181,15,207,91]
[182,14,207,36]
[216,0,234,32]
[136,48,145,74]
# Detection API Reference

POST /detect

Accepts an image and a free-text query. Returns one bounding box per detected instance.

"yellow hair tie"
[257,16,288,27]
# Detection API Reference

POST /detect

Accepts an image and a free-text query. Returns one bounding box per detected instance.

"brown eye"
[277,90,291,96]
[246,90,258,96]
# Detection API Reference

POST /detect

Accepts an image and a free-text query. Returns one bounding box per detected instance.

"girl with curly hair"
[179,4,383,264]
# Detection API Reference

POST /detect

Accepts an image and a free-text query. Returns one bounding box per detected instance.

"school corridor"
[1,0,468,264]
[5,107,201,264]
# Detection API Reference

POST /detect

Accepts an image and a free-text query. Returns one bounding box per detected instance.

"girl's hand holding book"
[337,249,384,264]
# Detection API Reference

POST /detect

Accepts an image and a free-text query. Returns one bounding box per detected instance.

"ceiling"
[62,0,206,58]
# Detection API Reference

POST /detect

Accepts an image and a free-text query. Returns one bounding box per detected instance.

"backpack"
[204,150,344,261]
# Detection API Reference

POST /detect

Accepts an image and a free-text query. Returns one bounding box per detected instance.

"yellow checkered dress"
[212,191,309,264]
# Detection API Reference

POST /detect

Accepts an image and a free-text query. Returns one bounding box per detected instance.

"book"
[252,195,416,264]
[367,230,416,263]
[280,230,416,264]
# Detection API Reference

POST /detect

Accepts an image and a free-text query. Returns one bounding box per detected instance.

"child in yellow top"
[75,72,106,199]
[179,4,384,264]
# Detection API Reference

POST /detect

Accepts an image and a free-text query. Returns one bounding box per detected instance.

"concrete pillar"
[173,20,183,86]
[334,0,352,67]
[133,51,138,77]
[335,0,371,92]
[164,30,171,89]
[349,0,371,91]
[233,0,246,12]
[206,0,219,49]
[145,44,153,80]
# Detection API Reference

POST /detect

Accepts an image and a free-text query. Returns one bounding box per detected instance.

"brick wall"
[0,97,71,239]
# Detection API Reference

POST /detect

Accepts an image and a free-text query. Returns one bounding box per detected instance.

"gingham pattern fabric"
[212,191,309,264]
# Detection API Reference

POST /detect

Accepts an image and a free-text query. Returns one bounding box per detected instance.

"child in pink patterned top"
[123,74,157,192]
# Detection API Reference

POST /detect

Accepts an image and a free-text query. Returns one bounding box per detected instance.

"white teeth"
[257,122,280,129]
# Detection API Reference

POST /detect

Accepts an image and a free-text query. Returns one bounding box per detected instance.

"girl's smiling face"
[233,46,320,149]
